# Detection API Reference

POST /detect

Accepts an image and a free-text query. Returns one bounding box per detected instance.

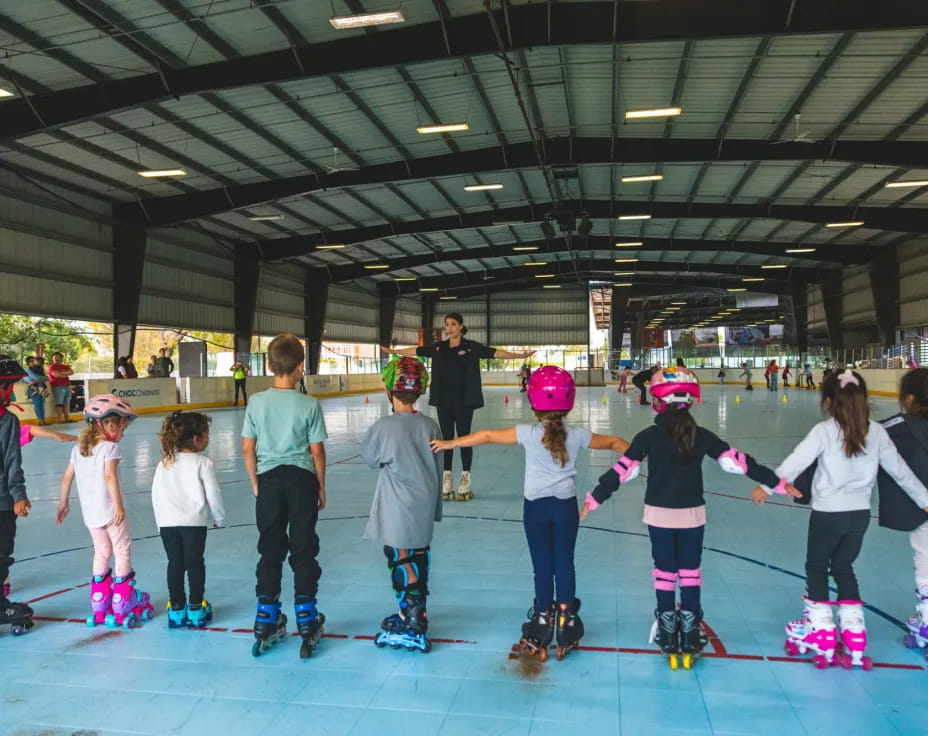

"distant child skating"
[433,366,630,661]
[619,367,631,393]
[242,334,328,658]
[582,367,793,670]
[153,411,226,629]
[803,364,815,390]
[361,357,443,653]
[56,394,154,629]
[782,364,792,388]
[739,363,754,391]
[717,368,726,385]
[754,369,928,670]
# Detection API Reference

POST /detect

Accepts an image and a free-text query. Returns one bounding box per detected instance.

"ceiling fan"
[325,147,360,173]
[771,114,820,145]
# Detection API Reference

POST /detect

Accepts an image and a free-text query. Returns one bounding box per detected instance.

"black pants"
[0,511,15,600]
[648,525,704,612]
[234,378,247,405]
[160,526,208,607]
[805,509,870,601]
[523,497,579,608]
[633,381,647,404]
[436,404,475,472]
[255,465,321,600]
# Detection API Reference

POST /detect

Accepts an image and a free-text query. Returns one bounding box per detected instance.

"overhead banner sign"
[671,328,721,349]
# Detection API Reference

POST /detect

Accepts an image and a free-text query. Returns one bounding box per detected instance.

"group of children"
[4,338,928,673]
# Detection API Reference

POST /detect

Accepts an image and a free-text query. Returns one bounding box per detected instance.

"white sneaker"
[442,471,454,500]
[457,471,473,501]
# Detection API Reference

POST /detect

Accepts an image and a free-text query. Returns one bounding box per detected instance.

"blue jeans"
[30,393,45,422]
[523,497,580,609]
[769,373,779,389]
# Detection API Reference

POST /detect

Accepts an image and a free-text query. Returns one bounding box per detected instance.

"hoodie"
[878,413,928,532]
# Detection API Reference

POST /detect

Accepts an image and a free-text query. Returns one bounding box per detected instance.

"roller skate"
[678,609,708,670]
[106,572,155,629]
[649,609,681,669]
[554,599,584,660]
[86,570,112,627]
[442,471,454,501]
[187,600,213,629]
[519,602,555,661]
[0,597,34,636]
[252,597,287,657]
[903,592,928,659]
[166,602,189,629]
[456,471,473,501]
[837,600,872,671]
[784,598,839,669]
[374,599,430,653]
[295,596,326,658]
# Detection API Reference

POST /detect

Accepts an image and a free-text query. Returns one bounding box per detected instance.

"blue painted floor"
[2,384,925,735]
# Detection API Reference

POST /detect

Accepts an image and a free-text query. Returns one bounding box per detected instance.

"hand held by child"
[13,499,30,517]
[55,502,69,524]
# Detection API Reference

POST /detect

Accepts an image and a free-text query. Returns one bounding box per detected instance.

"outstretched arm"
[430,427,517,452]
[381,345,420,357]
[588,433,630,454]
[493,348,535,360]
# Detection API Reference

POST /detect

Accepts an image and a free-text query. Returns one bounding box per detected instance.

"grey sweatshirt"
[0,412,26,511]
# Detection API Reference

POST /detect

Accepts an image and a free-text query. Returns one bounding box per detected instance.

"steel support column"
[821,271,844,352]
[378,290,397,351]
[609,289,628,369]
[112,220,146,372]
[304,271,328,375]
[787,282,809,356]
[869,246,900,348]
[233,243,262,356]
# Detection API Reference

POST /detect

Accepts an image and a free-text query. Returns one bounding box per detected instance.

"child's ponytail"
[78,416,121,457]
[821,369,869,457]
[160,411,211,465]
[664,408,698,462]
[535,410,569,467]
[900,367,928,420]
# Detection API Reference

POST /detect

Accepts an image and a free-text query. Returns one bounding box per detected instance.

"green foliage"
[0,314,94,361]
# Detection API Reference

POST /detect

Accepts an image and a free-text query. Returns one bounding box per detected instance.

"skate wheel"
[668,654,678,670]
[904,634,918,649]
[11,624,26,636]
[784,640,799,657]
[538,647,548,662]
[555,646,565,661]
[861,656,873,671]
[143,608,154,621]
[104,614,116,628]
[374,634,386,648]
[252,641,262,657]
[123,615,138,630]
[682,653,693,670]
[86,616,96,628]
[841,654,852,670]
[813,655,828,670]
[421,639,431,654]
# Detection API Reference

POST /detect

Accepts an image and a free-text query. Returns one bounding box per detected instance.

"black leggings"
[160,526,208,606]
[805,509,870,601]
[234,378,247,404]
[436,404,475,471]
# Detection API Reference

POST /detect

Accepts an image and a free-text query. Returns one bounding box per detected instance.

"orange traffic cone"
[365,395,370,404]
[504,396,509,404]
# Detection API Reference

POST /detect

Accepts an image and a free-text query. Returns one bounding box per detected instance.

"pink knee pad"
[653,568,677,591]
[679,568,702,587]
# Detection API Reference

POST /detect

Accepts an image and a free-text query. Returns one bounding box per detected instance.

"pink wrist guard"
[613,456,641,483]
[584,492,600,511]
[770,477,789,495]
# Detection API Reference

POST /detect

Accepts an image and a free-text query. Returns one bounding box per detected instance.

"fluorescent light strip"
[534,274,556,279]
[249,215,284,222]
[138,169,186,178]
[617,214,651,221]
[761,264,788,270]
[542,285,562,289]
[625,107,682,119]
[885,180,928,189]
[0,88,14,99]
[671,302,687,305]
[620,174,663,183]
[614,241,643,247]
[463,183,503,192]
[727,288,747,292]
[439,296,457,300]
[416,123,469,134]
[615,258,639,263]
[524,262,547,267]
[419,288,439,292]
[613,282,633,287]
[614,272,634,276]
[743,277,765,282]
[512,246,539,251]
[825,221,864,228]
[330,10,404,29]
[393,277,417,282]
[315,244,346,250]
[363,264,390,270]
[786,248,816,253]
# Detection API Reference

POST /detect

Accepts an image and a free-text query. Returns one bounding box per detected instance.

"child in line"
[56,394,155,628]
[873,368,928,652]
[782,363,791,388]
[153,411,225,629]
[0,356,34,631]
[803,364,815,389]
[582,367,792,668]
[242,334,328,658]
[754,369,928,669]
[619,366,630,393]
[361,357,443,653]
[739,362,754,391]
[432,366,629,660]
[767,360,780,391]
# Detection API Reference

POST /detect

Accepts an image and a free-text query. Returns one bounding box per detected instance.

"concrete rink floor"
[1,384,926,735]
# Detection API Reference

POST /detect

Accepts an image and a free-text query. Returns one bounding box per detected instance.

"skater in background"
[874,369,928,653]
[582,367,791,669]
[768,360,780,391]
[432,366,630,661]
[56,394,154,628]
[782,363,792,388]
[632,365,659,406]
[0,356,35,633]
[753,369,928,669]
[242,334,328,658]
[717,368,726,385]
[519,362,531,393]
[382,312,534,502]
[803,364,815,390]
[739,362,754,391]
[618,366,631,393]
[153,411,225,629]
[361,357,443,653]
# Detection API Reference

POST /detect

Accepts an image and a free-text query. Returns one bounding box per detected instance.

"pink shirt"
[643,504,706,529]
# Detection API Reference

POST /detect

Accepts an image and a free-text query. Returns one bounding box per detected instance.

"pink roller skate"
[784,598,839,669]
[2,574,10,599]
[837,600,872,671]
[903,587,928,660]
[106,572,154,629]
[87,570,113,627]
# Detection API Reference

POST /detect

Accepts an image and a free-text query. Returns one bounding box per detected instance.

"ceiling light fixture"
[743,277,765,282]
[671,301,687,305]
[330,10,405,28]
[786,248,816,253]
[614,241,644,247]
[625,107,682,119]
[621,174,664,183]
[615,258,639,263]
[439,295,457,300]
[0,88,14,99]
[363,264,390,270]
[393,277,417,281]
[524,262,547,267]
[419,287,439,292]
[542,285,562,289]
[761,264,788,270]
[512,246,539,251]
[727,288,747,292]
[614,272,634,276]
[249,215,284,222]
[416,123,469,134]
[315,244,346,250]
[825,221,864,228]
[534,274,556,279]
[138,169,186,178]
[613,282,633,287]
[617,214,651,221]
[885,180,928,189]
[463,183,504,192]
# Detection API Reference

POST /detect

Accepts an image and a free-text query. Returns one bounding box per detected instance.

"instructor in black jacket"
[383,312,533,502]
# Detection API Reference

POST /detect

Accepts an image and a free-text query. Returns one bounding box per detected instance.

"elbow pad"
[718,448,748,475]
[613,456,641,483]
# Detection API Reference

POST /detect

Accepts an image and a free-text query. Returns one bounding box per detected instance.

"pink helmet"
[649,367,701,410]
[84,394,137,423]
[527,366,576,412]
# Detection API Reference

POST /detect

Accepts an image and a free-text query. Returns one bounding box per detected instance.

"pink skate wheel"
[784,641,799,657]
[813,655,828,670]
[841,654,852,670]
[861,657,873,672]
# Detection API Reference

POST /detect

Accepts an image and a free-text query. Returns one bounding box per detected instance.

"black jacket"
[878,413,928,532]
[417,338,496,409]
[591,412,779,509]
[632,367,656,389]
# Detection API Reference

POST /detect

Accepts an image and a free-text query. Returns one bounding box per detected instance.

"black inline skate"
[652,609,681,669]
[554,599,584,660]
[252,597,287,657]
[520,602,555,661]
[678,609,708,669]
[295,596,325,659]
[374,599,430,653]
[0,598,34,637]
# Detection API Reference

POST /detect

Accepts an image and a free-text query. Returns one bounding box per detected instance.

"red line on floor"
[701,620,728,656]
[27,588,76,604]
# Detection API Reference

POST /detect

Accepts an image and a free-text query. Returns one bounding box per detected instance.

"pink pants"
[88,519,133,577]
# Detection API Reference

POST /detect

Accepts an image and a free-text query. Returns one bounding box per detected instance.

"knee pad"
[653,568,677,591]
[384,546,431,604]
[679,568,702,587]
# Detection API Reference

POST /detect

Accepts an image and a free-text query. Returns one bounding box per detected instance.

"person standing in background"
[48,352,73,423]
[231,361,249,406]
[147,355,158,378]
[156,348,175,378]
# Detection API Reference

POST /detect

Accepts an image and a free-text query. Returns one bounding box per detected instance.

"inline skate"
[784,597,839,669]
[650,609,681,669]
[554,599,584,660]
[252,597,287,656]
[374,600,430,653]
[0,597,34,636]
[295,596,326,658]
[187,600,213,629]
[107,572,154,629]
[87,570,113,627]
[519,603,555,661]
[166,601,189,629]
[678,609,708,669]
[837,600,872,671]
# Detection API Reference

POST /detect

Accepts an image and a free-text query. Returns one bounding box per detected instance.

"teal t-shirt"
[242,388,328,475]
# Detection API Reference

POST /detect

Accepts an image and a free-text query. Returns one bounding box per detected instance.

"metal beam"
[870,245,900,347]
[112,220,147,373]
[4,0,926,141]
[112,137,928,225]
[305,270,328,375]
[233,242,262,354]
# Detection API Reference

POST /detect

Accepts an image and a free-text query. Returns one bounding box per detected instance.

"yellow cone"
[782,394,788,403]
[602,395,608,404]
[735,395,741,403]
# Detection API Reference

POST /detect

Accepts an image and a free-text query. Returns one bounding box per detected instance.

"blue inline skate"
[252,597,287,657]
[374,600,430,653]
[295,596,325,659]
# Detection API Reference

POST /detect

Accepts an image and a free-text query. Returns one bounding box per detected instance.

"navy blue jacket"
[878,413,928,532]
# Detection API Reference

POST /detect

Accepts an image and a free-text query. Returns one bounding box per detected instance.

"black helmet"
[0,355,26,382]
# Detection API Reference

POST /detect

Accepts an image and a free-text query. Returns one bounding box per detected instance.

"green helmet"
[381,356,429,395]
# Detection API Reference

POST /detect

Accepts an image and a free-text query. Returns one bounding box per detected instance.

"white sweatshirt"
[772,418,928,513]
[152,453,226,528]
